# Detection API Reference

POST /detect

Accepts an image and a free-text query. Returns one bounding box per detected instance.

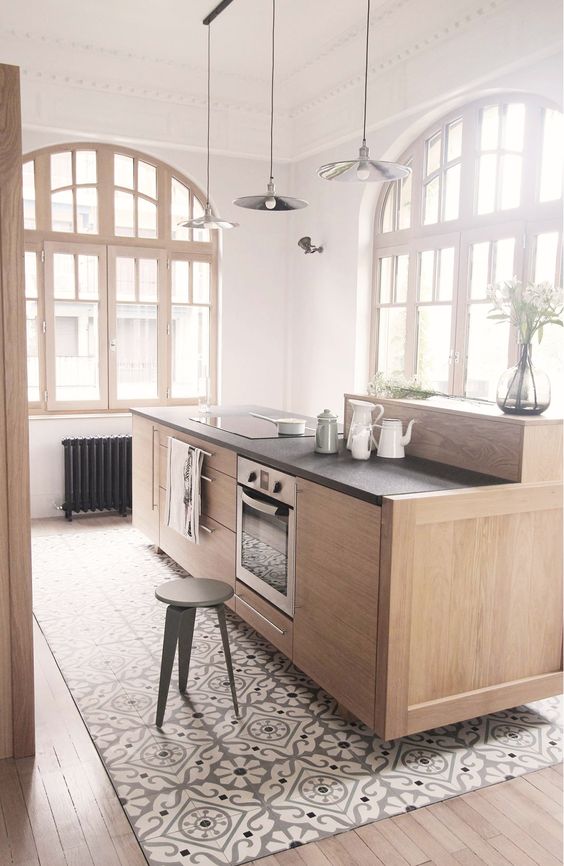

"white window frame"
[22,142,219,414]
[372,94,563,398]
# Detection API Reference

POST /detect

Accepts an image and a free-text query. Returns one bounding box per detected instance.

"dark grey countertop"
[132,404,506,505]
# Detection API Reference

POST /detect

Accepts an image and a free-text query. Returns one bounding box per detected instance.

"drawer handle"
[200,523,215,534]
[201,475,214,483]
[236,595,286,635]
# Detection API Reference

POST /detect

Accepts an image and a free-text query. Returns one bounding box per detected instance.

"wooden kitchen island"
[131,398,563,739]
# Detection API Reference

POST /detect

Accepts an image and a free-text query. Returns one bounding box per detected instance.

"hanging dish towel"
[165,437,204,543]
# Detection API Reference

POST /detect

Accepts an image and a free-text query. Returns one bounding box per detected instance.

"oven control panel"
[237,456,296,507]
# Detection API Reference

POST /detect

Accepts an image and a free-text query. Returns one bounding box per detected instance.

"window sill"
[29,412,132,421]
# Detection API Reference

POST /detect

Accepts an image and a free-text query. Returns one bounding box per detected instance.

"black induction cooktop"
[189,414,315,439]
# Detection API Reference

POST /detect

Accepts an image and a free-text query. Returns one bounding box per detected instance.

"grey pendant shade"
[179,26,238,230]
[317,0,410,184]
[234,0,307,212]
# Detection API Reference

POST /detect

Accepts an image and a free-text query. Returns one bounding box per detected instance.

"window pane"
[398,171,411,230]
[193,262,210,304]
[379,257,392,304]
[51,152,72,190]
[438,247,455,301]
[75,150,97,184]
[77,256,99,299]
[138,258,158,302]
[171,178,190,241]
[503,103,525,151]
[192,198,210,243]
[470,241,490,299]
[534,232,560,284]
[24,251,38,298]
[377,307,406,374]
[26,299,40,402]
[423,176,439,225]
[477,154,497,214]
[499,154,521,210]
[425,132,441,175]
[138,161,157,199]
[465,305,509,400]
[417,306,451,391]
[396,255,409,303]
[171,306,210,398]
[480,106,499,150]
[540,109,564,202]
[116,303,158,399]
[116,257,135,301]
[493,237,515,284]
[419,250,435,301]
[444,163,460,221]
[53,253,75,299]
[76,187,98,234]
[115,154,134,189]
[447,120,462,162]
[137,197,157,239]
[22,161,36,230]
[51,190,74,232]
[171,260,190,303]
[115,190,135,236]
[54,301,100,401]
[382,186,395,232]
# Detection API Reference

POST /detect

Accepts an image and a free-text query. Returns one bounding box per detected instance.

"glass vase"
[496,343,551,415]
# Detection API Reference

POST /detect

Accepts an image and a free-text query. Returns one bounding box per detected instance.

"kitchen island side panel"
[376,482,563,739]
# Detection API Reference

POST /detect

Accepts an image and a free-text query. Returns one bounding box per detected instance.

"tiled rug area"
[32,525,562,866]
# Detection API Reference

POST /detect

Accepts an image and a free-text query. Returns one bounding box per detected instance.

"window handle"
[110,338,117,351]
[448,350,460,364]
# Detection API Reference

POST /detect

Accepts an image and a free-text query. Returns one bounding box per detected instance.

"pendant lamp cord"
[362,0,371,145]
[269,0,275,182]
[206,24,211,206]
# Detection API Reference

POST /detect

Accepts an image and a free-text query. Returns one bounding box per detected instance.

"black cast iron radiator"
[62,436,132,520]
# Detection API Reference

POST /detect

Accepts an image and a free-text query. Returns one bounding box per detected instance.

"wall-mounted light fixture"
[298,236,323,254]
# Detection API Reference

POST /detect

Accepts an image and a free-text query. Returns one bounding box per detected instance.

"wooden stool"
[154,577,239,726]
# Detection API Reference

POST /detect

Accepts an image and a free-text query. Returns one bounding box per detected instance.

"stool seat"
[155,577,234,608]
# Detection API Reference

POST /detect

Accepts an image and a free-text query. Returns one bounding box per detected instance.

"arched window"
[372,95,563,401]
[22,143,217,412]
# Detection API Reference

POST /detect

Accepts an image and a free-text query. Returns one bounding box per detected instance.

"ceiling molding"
[288,0,508,118]
[19,66,279,117]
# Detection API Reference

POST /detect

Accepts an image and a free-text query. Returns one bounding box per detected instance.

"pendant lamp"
[317,0,411,183]
[234,0,307,211]
[179,25,238,230]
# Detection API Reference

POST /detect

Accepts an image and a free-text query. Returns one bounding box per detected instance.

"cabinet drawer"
[158,427,236,479]
[159,489,236,597]
[235,581,293,658]
[159,446,236,531]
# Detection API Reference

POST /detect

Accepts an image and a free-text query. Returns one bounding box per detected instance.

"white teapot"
[375,418,415,459]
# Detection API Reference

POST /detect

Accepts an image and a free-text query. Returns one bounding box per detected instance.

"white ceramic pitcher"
[375,418,415,458]
[346,400,384,452]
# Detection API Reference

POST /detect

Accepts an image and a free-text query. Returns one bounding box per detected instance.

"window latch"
[110,338,117,351]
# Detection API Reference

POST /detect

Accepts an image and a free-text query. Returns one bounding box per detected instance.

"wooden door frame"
[0,64,35,758]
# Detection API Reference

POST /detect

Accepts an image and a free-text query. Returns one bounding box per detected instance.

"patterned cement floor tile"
[32,526,563,866]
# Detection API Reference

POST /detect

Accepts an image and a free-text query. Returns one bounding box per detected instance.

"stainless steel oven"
[236,456,296,617]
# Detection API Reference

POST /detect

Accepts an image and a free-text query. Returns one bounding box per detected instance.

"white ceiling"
[2,0,562,159]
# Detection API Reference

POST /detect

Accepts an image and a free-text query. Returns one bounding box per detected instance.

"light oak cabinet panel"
[293,479,381,727]
[157,426,236,479]
[159,444,236,531]
[158,488,236,597]
[235,581,293,658]
[132,415,159,545]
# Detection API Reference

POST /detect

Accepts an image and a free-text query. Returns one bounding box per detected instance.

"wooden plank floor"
[0,517,560,866]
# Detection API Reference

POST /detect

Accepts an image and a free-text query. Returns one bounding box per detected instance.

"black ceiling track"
[203,0,236,25]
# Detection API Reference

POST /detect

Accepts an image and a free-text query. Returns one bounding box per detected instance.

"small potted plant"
[488,279,563,415]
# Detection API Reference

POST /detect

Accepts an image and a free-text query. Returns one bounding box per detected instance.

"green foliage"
[487,280,564,345]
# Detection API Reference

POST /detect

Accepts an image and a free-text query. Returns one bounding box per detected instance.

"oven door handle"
[241,490,282,516]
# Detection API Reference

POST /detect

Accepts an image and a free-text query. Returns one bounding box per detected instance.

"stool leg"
[155,605,182,727]
[178,607,196,694]
[216,604,239,718]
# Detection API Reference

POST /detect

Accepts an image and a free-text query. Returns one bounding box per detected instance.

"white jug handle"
[372,404,384,423]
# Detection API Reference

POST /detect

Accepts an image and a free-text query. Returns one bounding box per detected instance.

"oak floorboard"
[479,779,562,858]
[427,800,512,866]
[317,831,387,865]
[356,822,414,866]
[389,813,462,866]
[0,759,40,865]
